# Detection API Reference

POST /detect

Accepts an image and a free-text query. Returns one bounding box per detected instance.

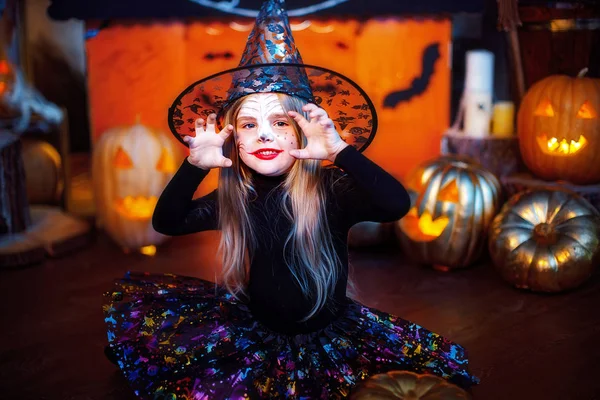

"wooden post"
[506,29,526,103]
[0,133,30,235]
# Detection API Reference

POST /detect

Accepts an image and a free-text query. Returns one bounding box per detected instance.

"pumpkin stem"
[135,114,142,125]
[533,223,558,245]
[577,68,589,78]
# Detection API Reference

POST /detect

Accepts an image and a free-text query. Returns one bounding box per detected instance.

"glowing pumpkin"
[396,156,501,270]
[489,189,600,292]
[517,68,600,185]
[350,371,471,400]
[92,123,180,253]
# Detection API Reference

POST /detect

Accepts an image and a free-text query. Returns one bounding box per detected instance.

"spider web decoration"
[188,0,349,17]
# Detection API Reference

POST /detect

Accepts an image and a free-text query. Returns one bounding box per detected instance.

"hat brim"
[168,63,377,153]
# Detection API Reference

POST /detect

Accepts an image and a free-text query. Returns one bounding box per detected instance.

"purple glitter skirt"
[103,272,478,399]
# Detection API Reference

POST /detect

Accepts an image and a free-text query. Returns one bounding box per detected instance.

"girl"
[103,1,478,398]
[104,92,477,399]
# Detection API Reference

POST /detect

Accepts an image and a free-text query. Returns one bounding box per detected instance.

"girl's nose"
[258,129,274,143]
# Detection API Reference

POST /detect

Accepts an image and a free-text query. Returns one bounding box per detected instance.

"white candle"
[463,50,494,137]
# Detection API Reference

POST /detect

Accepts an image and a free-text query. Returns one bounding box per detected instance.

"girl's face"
[235,93,299,177]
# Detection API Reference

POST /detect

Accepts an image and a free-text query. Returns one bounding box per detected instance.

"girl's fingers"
[308,108,327,121]
[288,111,309,128]
[206,113,218,133]
[289,148,311,159]
[218,124,234,141]
[195,118,205,136]
[302,103,319,113]
[219,157,233,168]
[319,118,335,129]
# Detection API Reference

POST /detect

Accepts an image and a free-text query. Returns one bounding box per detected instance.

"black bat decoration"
[382,42,441,109]
[183,104,202,115]
[204,51,235,60]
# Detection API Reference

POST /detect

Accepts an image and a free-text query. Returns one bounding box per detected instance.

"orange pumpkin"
[351,371,471,400]
[517,68,600,185]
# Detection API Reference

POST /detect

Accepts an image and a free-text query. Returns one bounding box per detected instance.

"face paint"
[236,93,299,176]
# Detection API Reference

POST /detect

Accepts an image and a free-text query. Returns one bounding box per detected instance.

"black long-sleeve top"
[152,146,411,335]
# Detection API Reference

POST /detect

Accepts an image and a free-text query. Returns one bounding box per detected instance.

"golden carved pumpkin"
[92,123,180,252]
[517,68,600,185]
[489,189,600,292]
[351,371,471,400]
[396,156,501,270]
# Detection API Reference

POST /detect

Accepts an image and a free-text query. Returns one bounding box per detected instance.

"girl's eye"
[241,123,256,129]
[274,121,289,127]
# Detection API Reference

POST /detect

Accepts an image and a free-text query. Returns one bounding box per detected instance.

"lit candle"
[463,50,494,137]
[492,101,515,137]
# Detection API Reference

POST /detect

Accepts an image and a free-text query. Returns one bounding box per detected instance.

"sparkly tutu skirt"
[103,272,478,399]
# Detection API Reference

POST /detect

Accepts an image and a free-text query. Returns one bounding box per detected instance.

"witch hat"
[168,0,377,152]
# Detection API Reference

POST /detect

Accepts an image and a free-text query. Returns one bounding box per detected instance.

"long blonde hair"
[217,93,341,321]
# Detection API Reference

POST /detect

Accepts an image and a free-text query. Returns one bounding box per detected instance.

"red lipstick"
[250,148,283,160]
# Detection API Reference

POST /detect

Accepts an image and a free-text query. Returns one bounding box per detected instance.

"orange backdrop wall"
[86,18,451,195]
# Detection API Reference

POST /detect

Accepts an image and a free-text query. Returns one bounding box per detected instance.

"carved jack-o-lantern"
[396,156,501,270]
[92,123,179,252]
[517,68,600,185]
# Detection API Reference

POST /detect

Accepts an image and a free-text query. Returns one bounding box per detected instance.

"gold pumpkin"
[92,122,180,252]
[351,371,471,400]
[489,189,600,292]
[396,156,501,270]
[517,68,600,185]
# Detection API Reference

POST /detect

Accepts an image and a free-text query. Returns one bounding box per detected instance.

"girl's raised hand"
[287,104,348,163]
[183,114,233,170]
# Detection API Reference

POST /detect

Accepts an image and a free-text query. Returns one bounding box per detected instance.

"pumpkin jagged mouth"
[114,196,158,220]
[536,134,587,156]
[400,207,449,242]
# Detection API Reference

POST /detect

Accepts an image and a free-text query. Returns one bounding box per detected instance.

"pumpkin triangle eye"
[577,101,597,119]
[156,148,176,173]
[406,169,425,193]
[113,146,133,169]
[534,99,555,117]
[437,179,459,203]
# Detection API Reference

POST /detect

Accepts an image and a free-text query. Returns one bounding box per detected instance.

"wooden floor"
[1,230,599,400]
